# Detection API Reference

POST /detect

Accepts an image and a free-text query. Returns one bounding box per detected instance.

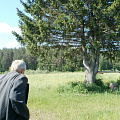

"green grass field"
[27,72,120,120]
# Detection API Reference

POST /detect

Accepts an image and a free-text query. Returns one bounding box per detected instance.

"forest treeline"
[0,47,120,72]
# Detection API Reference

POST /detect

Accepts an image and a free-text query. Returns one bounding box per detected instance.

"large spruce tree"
[13,0,120,84]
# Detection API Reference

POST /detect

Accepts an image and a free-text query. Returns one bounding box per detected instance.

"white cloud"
[5,41,20,49]
[0,22,21,34]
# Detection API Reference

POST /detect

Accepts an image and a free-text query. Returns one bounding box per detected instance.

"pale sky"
[0,0,24,49]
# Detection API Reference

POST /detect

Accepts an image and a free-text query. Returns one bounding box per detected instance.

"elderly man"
[0,60,29,120]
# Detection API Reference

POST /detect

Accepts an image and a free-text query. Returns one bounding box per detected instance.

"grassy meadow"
[26,72,120,120]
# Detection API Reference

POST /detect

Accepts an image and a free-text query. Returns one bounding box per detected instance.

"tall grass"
[27,72,120,120]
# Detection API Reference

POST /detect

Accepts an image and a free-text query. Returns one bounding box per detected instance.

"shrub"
[86,83,102,93]
[116,78,120,86]
[95,79,104,87]
[57,79,120,94]
[103,82,110,92]
[73,83,88,94]
[70,81,80,88]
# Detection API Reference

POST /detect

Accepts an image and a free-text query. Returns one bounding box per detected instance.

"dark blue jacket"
[0,70,29,120]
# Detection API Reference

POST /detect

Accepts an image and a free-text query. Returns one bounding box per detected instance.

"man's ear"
[21,69,25,74]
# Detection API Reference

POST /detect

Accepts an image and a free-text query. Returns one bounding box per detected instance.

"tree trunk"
[83,52,99,84]
[85,70,95,84]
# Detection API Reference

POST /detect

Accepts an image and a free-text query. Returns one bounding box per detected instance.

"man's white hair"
[11,60,26,72]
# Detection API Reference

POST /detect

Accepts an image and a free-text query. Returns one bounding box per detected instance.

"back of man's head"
[11,60,26,73]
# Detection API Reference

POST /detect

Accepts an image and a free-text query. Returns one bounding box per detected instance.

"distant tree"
[0,48,38,72]
[13,47,37,70]
[13,47,26,60]
[1,49,13,71]
[13,0,120,84]
[25,53,37,70]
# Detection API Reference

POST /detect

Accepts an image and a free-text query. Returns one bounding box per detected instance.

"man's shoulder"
[9,71,26,78]
[0,72,8,80]
[15,73,28,84]
[8,71,28,82]
[17,73,27,79]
